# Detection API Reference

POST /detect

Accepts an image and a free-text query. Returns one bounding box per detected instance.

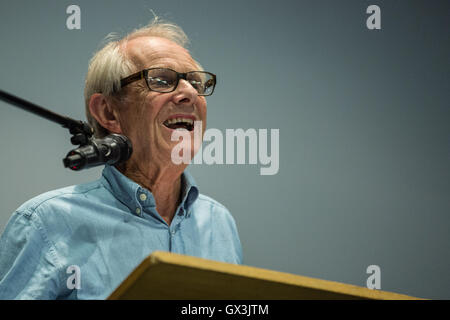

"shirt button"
[139,193,147,201]
[135,208,141,215]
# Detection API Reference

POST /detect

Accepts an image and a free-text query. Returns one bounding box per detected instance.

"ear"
[88,93,122,134]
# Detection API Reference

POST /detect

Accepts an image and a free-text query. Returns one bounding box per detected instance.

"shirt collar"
[100,165,199,217]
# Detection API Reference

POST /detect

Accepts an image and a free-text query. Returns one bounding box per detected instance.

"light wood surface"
[108,251,423,300]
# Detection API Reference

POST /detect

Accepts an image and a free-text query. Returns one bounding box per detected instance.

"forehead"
[122,36,198,72]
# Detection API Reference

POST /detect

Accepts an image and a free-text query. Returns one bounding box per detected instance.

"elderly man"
[0,18,242,299]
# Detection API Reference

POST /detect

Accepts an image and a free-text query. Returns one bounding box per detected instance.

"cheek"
[120,108,144,137]
[124,97,161,135]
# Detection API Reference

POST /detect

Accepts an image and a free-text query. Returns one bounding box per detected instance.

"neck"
[116,160,185,225]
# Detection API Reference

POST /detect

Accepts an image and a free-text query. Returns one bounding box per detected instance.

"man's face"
[117,36,207,169]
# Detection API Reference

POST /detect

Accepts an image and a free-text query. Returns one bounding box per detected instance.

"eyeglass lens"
[146,68,214,95]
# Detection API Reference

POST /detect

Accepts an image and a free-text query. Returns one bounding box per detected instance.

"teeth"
[165,117,194,125]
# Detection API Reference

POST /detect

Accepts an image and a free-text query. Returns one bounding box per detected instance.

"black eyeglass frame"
[119,68,217,96]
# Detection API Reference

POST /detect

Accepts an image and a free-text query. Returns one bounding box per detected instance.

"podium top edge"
[140,251,423,300]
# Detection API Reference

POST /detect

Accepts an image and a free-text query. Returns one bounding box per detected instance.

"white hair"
[84,16,195,137]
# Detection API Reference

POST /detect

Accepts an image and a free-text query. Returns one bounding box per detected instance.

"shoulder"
[195,193,232,216]
[196,193,229,211]
[2,180,106,258]
[15,180,103,217]
[193,193,238,226]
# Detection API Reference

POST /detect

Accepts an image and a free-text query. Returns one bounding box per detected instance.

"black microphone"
[63,134,133,171]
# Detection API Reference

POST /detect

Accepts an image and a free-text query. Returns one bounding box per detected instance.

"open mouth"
[163,117,195,131]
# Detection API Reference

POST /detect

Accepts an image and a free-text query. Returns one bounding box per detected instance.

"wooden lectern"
[108,251,422,300]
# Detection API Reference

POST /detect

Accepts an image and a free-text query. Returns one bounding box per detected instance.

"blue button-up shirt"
[0,165,243,299]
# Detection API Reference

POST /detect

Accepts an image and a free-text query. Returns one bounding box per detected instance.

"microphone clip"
[66,121,95,146]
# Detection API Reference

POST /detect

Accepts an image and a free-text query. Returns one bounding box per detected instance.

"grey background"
[0,0,449,299]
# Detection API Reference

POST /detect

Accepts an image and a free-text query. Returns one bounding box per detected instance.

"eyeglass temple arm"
[120,71,145,89]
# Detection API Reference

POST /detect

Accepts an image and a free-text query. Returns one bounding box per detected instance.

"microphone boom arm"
[0,89,132,170]
[0,89,94,146]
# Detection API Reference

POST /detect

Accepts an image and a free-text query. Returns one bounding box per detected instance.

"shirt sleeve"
[0,210,62,299]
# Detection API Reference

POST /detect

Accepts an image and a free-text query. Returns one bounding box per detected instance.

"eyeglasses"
[120,67,217,96]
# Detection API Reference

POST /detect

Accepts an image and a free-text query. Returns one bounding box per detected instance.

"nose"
[172,79,198,105]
